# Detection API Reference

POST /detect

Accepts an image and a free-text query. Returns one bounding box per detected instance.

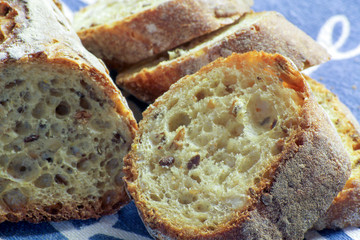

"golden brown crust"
[117,11,330,103]
[0,0,137,223]
[76,0,253,69]
[124,52,350,239]
[306,77,360,230]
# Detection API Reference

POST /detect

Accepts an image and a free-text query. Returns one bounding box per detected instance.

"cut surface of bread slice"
[116,11,330,103]
[306,77,360,230]
[73,0,253,69]
[124,52,350,240]
[0,0,137,222]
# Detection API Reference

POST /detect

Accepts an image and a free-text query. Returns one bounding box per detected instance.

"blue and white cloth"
[1,0,359,239]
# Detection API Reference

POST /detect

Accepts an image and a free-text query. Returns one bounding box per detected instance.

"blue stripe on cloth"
[68,218,99,230]
[60,0,87,11]
[0,221,67,240]
[114,201,152,238]
[318,229,354,240]
[89,234,124,240]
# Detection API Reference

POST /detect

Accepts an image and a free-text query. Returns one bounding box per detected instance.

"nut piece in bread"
[124,52,350,240]
[116,11,330,103]
[0,0,137,222]
[306,77,360,230]
[73,0,253,69]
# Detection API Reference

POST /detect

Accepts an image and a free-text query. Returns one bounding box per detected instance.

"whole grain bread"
[123,52,350,240]
[0,0,137,222]
[306,77,360,230]
[73,0,253,69]
[116,11,330,103]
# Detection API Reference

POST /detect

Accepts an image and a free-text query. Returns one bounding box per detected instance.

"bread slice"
[116,11,331,103]
[73,0,253,69]
[305,77,360,230]
[0,0,137,222]
[123,52,350,239]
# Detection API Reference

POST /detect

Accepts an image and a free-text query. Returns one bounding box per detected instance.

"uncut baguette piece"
[73,0,253,69]
[117,11,330,103]
[306,77,360,230]
[124,52,350,240]
[0,0,137,222]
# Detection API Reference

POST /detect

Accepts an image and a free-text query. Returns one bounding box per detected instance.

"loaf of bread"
[0,0,137,222]
[73,0,253,69]
[116,11,331,103]
[306,77,360,230]
[124,52,350,239]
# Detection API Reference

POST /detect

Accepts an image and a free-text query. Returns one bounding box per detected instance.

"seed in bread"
[124,52,350,240]
[116,11,330,103]
[73,0,253,69]
[0,0,137,222]
[306,77,360,230]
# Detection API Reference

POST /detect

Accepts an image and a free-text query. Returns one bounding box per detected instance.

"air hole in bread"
[2,188,28,212]
[178,192,197,205]
[213,112,230,127]
[150,193,162,202]
[38,81,50,93]
[218,171,230,184]
[43,202,62,215]
[5,79,24,89]
[194,201,210,212]
[79,97,92,109]
[247,94,277,130]
[168,113,191,132]
[167,98,179,110]
[0,177,11,193]
[0,178,10,194]
[34,173,53,188]
[90,119,112,131]
[67,187,75,194]
[55,101,71,116]
[7,154,40,181]
[14,121,32,135]
[105,158,120,176]
[170,183,180,191]
[0,155,9,167]
[76,158,90,171]
[190,174,202,184]
[50,88,63,97]
[32,102,47,119]
[195,89,212,101]
[54,174,68,186]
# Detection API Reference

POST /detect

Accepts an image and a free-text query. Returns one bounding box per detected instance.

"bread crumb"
[352,85,357,90]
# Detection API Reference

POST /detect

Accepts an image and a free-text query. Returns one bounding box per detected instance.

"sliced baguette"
[73,0,253,69]
[0,0,137,222]
[124,52,350,239]
[306,77,360,230]
[116,11,330,103]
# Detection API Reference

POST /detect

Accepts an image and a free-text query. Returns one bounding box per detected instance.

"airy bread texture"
[73,0,253,69]
[306,77,360,230]
[0,0,137,222]
[116,11,330,103]
[124,52,350,239]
